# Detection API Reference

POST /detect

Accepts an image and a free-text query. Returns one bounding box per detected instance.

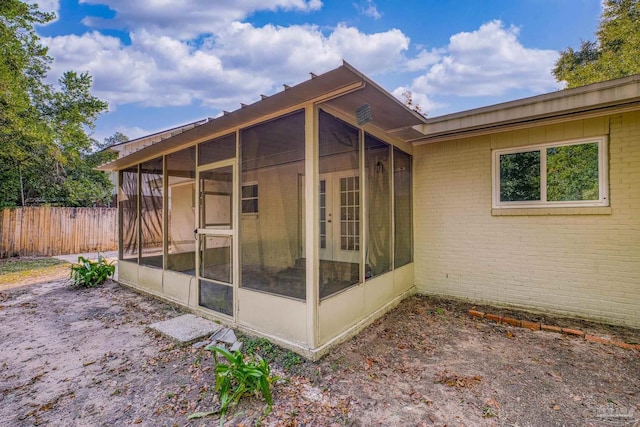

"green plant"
[243,336,303,372]
[244,337,278,360]
[69,254,115,287]
[204,345,276,420]
[482,405,497,418]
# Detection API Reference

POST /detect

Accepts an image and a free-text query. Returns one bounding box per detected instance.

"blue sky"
[29,0,603,143]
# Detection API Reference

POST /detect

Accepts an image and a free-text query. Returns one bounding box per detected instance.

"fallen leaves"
[435,370,482,389]
[363,357,378,370]
[260,375,351,426]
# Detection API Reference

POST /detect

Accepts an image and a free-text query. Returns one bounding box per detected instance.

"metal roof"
[98,61,427,171]
[107,118,209,153]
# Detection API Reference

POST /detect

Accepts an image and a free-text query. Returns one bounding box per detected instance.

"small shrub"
[205,345,276,419]
[70,254,115,287]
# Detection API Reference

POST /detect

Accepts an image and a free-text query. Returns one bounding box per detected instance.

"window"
[493,137,608,208]
[365,134,391,278]
[241,183,258,214]
[318,110,361,298]
[393,148,413,268]
[119,166,139,261]
[139,157,164,268]
[339,176,359,251]
[166,146,196,274]
[198,133,236,165]
[240,110,306,300]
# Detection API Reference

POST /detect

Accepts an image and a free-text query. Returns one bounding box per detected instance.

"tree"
[61,131,123,207]
[401,90,424,115]
[63,132,127,207]
[0,0,53,206]
[96,131,128,151]
[0,1,110,207]
[553,0,640,87]
[547,143,599,201]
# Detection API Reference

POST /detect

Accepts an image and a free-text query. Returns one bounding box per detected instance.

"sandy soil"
[0,275,638,426]
[0,262,70,292]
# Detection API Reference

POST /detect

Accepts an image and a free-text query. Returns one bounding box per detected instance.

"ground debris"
[435,370,483,388]
[0,279,638,426]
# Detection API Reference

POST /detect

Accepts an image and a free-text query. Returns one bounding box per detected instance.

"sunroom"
[100,62,427,359]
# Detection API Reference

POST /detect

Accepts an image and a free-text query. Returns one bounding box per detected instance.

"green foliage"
[96,131,129,151]
[499,143,600,203]
[69,254,115,287]
[499,142,600,203]
[0,1,111,207]
[203,345,276,421]
[554,0,640,87]
[547,143,599,201]
[499,151,541,202]
[243,336,303,372]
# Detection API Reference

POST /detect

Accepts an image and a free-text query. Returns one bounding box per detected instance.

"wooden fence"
[0,207,117,258]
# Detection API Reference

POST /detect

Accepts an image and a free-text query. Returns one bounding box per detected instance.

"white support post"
[305,103,319,349]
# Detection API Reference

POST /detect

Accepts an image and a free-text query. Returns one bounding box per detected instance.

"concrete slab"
[211,328,237,344]
[53,251,118,263]
[149,314,223,344]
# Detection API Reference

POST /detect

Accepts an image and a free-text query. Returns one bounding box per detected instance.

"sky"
[29,0,604,143]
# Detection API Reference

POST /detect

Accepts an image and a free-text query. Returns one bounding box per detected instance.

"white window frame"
[241,182,258,214]
[492,136,609,209]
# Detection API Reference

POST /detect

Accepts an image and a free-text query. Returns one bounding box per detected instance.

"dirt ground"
[0,265,639,427]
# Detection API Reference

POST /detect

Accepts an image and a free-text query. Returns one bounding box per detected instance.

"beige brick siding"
[413,112,640,328]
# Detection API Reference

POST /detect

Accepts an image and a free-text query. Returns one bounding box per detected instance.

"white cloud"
[44,30,270,109]
[43,22,409,112]
[405,20,560,99]
[44,4,561,122]
[404,48,443,72]
[395,20,561,114]
[327,25,408,73]
[79,0,323,39]
[355,0,381,20]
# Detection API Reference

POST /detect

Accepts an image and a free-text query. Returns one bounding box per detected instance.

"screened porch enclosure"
[117,106,414,347]
[112,62,424,357]
[240,111,306,300]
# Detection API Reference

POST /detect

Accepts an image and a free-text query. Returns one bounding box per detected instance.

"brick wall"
[413,112,640,328]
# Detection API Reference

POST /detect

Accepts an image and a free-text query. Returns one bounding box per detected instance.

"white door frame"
[195,158,238,319]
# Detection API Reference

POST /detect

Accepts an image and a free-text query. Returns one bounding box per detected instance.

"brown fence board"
[0,207,117,258]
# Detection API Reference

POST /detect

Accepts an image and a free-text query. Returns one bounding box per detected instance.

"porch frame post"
[305,103,319,349]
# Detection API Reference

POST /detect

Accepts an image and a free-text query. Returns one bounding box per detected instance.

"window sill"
[492,206,612,216]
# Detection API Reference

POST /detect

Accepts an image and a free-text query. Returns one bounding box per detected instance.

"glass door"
[196,160,236,317]
[319,172,360,264]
